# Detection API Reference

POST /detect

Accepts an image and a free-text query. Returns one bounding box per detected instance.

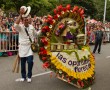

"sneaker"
[15,78,26,82]
[27,78,32,83]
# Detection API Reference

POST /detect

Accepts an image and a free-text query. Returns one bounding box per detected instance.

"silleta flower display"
[38,4,95,89]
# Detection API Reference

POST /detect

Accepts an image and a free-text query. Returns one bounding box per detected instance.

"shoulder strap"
[25,27,32,43]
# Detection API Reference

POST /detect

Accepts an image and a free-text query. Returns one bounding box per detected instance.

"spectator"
[93,26,104,54]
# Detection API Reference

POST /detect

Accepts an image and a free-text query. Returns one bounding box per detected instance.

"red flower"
[42,57,47,61]
[40,47,45,51]
[42,49,47,55]
[66,4,71,10]
[39,52,43,55]
[67,78,71,83]
[54,9,57,14]
[78,8,82,13]
[81,81,84,87]
[57,12,61,15]
[46,15,54,24]
[41,29,45,33]
[43,62,50,69]
[81,14,84,19]
[62,7,67,12]
[44,19,48,23]
[39,49,47,56]
[41,26,50,33]
[80,9,84,15]
[47,15,53,18]
[47,17,53,25]
[57,5,63,11]
[54,15,58,20]
[58,23,65,29]
[77,80,84,87]
[64,42,70,45]
[72,6,79,12]
[41,37,48,46]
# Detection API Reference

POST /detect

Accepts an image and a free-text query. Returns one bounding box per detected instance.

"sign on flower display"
[38,4,95,89]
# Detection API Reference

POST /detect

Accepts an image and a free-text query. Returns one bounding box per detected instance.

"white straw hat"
[20,6,31,17]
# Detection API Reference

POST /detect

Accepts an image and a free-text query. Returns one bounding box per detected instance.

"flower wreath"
[38,4,95,89]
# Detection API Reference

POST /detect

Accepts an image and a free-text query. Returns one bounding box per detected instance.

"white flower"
[44,46,47,49]
[61,11,64,14]
[49,25,52,28]
[57,14,60,17]
[67,10,69,12]
[59,70,62,74]
[53,19,56,23]
[70,10,73,12]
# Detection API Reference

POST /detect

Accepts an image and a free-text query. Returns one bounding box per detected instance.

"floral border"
[38,4,95,89]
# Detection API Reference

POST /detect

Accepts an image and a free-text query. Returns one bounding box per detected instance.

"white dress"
[14,23,37,57]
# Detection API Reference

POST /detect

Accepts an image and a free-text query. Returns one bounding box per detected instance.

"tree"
[1,0,110,22]
[93,0,110,22]
[71,0,97,19]
[0,0,60,16]
[1,0,30,12]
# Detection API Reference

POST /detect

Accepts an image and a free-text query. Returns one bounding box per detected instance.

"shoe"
[15,78,26,82]
[98,52,100,54]
[27,78,32,83]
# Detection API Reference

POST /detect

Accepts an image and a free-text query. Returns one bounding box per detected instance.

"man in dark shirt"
[93,26,103,54]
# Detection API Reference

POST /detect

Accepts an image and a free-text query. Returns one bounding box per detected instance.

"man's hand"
[19,7,25,15]
[15,6,25,24]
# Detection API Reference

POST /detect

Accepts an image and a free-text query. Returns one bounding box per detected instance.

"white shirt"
[14,23,37,57]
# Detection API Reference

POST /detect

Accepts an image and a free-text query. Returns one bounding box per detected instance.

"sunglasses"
[23,17,29,21]
[24,19,28,21]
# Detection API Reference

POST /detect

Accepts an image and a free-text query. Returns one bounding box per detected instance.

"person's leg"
[27,55,33,79]
[93,40,98,53]
[21,57,27,79]
[98,39,102,53]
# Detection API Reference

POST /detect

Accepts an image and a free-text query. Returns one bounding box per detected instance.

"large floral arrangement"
[38,4,95,89]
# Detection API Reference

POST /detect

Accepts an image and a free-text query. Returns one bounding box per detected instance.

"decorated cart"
[38,4,95,89]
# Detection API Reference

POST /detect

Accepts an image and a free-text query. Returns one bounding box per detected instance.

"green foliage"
[0,0,110,22]
[93,0,110,22]
[51,34,59,43]
[71,0,97,18]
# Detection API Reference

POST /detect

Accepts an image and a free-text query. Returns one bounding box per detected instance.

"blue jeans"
[20,55,33,79]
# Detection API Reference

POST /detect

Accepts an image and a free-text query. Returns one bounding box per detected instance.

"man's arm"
[15,7,24,24]
[15,14,22,24]
[14,15,22,32]
[14,8,24,31]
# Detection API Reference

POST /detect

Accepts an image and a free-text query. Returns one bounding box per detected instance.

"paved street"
[0,43,110,90]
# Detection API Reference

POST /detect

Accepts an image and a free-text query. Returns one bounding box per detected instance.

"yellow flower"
[50,56,56,60]
[81,48,85,51]
[51,59,57,64]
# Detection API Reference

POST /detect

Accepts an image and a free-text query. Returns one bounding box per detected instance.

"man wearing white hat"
[14,6,37,83]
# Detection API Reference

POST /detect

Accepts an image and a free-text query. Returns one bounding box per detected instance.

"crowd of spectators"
[1,14,110,56]
[0,15,46,56]
[86,21,110,44]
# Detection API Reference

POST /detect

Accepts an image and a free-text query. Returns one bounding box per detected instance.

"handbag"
[31,43,38,52]
[25,27,38,52]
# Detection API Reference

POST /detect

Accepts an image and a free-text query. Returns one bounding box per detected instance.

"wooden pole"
[12,53,20,73]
